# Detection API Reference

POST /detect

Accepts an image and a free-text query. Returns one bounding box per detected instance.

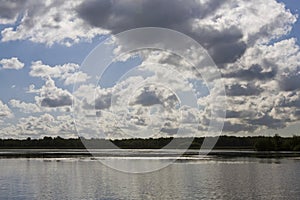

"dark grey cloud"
[0,1,63,25]
[76,0,246,65]
[38,76,73,108]
[21,1,64,29]
[132,86,178,108]
[222,121,258,132]
[225,110,242,118]
[294,109,300,118]
[160,127,179,135]
[279,67,300,91]
[134,90,162,106]
[277,91,300,108]
[95,94,111,110]
[225,110,254,119]
[187,26,247,65]
[41,95,72,107]
[224,63,277,81]
[77,0,222,32]
[0,0,27,21]
[82,94,112,110]
[208,39,246,65]
[247,114,286,129]
[225,83,263,96]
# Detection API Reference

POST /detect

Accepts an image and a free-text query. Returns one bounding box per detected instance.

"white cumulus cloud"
[0,57,24,70]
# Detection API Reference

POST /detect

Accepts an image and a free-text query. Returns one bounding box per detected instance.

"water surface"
[0,151,299,199]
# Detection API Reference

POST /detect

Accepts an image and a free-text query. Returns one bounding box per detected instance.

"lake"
[0,150,299,200]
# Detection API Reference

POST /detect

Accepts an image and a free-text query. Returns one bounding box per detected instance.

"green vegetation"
[0,136,84,149]
[0,135,300,151]
[0,135,299,150]
[254,135,300,151]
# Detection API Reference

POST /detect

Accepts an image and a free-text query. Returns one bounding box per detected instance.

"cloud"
[76,0,246,64]
[94,94,112,110]
[279,67,300,91]
[0,113,76,139]
[35,77,73,108]
[247,114,286,129]
[0,0,26,24]
[0,100,13,118]
[76,0,295,43]
[131,85,178,108]
[30,61,90,85]
[73,84,114,111]
[225,83,263,96]
[76,0,217,32]
[72,37,300,135]
[41,96,72,108]
[224,63,277,81]
[9,99,41,113]
[115,38,299,135]
[221,120,257,132]
[0,0,300,138]
[64,71,90,86]
[0,0,108,46]
[275,91,300,109]
[0,57,24,70]
[133,90,162,107]
[30,61,74,78]
[76,0,296,64]
[73,0,300,134]
[0,0,295,52]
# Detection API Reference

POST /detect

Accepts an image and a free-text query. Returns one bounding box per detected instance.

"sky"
[0,0,300,139]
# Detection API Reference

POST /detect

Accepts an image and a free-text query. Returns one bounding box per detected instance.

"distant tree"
[292,135,300,151]
[254,137,275,151]
[294,145,300,151]
[0,135,299,150]
[273,134,282,150]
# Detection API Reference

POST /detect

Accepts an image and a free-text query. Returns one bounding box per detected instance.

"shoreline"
[0,149,299,159]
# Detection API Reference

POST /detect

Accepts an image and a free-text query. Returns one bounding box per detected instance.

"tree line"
[0,135,299,151]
